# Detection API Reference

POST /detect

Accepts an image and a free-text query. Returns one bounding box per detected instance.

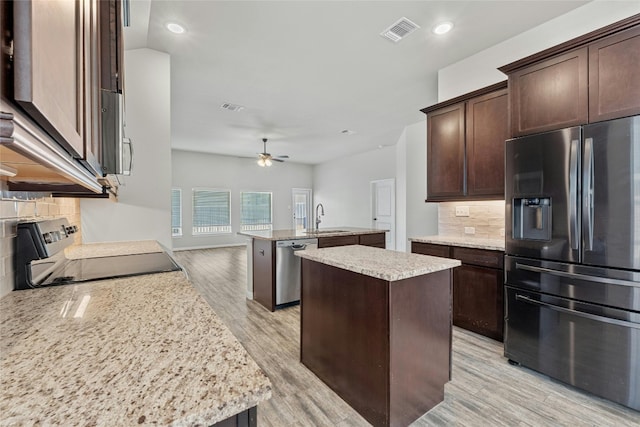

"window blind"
[241,192,272,231]
[171,188,182,236]
[192,189,232,234]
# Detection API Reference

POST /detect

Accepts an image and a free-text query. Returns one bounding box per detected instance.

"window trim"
[192,188,232,235]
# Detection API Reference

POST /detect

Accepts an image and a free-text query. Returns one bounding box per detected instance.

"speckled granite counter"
[65,240,164,259]
[295,244,460,281]
[0,272,271,426]
[238,227,385,241]
[410,235,505,251]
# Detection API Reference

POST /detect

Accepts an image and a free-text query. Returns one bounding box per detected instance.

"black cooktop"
[38,252,182,287]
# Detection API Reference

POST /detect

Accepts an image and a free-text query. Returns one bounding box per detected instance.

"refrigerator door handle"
[515,262,640,289]
[515,294,640,330]
[583,137,594,251]
[569,139,579,250]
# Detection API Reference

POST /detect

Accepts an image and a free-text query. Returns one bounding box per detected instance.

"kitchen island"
[239,227,386,311]
[0,242,271,426]
[295,245,460,427]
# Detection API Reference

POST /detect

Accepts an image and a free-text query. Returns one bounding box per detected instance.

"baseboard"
[173,243,247,251]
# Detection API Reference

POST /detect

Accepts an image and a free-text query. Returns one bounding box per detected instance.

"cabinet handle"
[259,249,264,256]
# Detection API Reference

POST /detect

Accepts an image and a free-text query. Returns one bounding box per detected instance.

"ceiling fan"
[257,138,289,167]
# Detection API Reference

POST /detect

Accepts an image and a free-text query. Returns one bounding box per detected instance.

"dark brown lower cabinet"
[212,406,257,427]
[411,241,504,341]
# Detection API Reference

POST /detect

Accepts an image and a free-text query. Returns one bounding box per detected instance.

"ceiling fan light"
[265,158,273,167]
[257,158,266,167]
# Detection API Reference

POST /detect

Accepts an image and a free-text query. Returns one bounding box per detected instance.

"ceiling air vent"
[220,102,245,112]
[380,17,420,43]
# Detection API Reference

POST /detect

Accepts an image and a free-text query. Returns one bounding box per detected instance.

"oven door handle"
[515,262,640,289]
[515,294,640,329]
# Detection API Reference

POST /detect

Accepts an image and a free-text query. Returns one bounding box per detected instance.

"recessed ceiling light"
[341,129,356,135]
[166,22,186,34]
[432,21,453,35]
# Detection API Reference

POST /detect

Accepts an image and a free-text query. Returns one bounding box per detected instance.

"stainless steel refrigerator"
[504,115,640,411]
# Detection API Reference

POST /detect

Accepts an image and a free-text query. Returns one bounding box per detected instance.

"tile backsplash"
[438,200,505,239]
[0,194,81,298]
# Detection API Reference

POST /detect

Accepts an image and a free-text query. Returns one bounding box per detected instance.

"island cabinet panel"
[253,239,275,311]
[509,48,589,137]
[588,26,640,123]
[358,232,386,248]
[213,407,257,427]
[426,103,466,200]
[300,259,452,427]
[317,234,359,248]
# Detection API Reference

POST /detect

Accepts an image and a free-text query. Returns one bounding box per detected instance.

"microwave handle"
[123,138,133,176]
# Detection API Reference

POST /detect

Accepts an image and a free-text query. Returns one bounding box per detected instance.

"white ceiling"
[125,1,588,165]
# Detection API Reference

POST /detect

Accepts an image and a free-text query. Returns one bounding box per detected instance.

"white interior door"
[371,179,395,250]
[292,188,312,231]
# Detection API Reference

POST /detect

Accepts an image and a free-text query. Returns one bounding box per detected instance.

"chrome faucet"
[315,203,325,231]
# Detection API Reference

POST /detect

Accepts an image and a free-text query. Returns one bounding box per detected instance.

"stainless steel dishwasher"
[275,238,318,306]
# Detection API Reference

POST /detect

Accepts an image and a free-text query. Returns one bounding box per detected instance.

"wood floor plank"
[173,247,640,426]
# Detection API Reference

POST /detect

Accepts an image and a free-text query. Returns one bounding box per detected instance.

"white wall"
[171,150,313,249]
[81,48,172,248]
[403,121,438,246]
[438,1,640,101]
[312,145,397,239]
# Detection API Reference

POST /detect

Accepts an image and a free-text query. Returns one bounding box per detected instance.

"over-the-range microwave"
[101,89,132,176]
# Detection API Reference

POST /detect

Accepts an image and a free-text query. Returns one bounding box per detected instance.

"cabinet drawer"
[359,232,386,248]
[318,235,359,248]
[411,242,451,258]
[452,247,503,269]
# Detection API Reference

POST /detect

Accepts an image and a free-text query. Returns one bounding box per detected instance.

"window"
[240,192,272,231]
[192,189,232,234]
[171,188,182,237]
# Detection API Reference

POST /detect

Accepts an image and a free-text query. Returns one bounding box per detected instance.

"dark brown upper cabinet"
[588,25,640,123]
[500,14,640,137]
[426,103,466,200]
[508,48,589,137]
[422,82,508,202]
[466,88,508,197]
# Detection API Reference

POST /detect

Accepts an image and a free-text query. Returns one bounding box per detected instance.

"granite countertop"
[0,267,271,426]
[410,235,505,251]
[65,240,165,259]
[295,245,460,281]
[238,226,386,241]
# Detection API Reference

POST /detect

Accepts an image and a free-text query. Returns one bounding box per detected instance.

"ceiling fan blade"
[271,158,285,162]
[275,155,289,159]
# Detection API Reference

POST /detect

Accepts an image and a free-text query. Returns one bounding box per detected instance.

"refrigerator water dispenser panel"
[513,198,552,241]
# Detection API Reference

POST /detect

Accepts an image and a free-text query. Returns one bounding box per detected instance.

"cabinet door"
[427,103,465,200]
[411,242,451,258]
[453,264,504,341]
[589,26,640,123]
[509,47,588,136]
[14,0,85,157]
[466,89,508,197]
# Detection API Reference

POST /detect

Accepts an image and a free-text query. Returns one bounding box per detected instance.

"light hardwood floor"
[173,247,640,426]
